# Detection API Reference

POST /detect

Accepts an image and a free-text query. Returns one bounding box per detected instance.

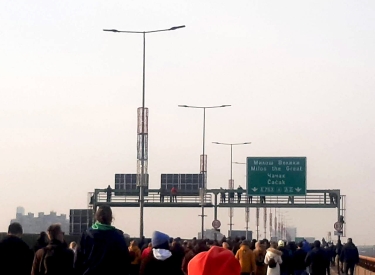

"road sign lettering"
[247,157,307,196]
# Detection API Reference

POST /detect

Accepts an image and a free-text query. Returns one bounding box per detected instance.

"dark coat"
[31,240,74,275]
[293,248,307,271]
[305,247,330,275]
[76,227,130,275]
[139,249,183,275]
[340,243,359,265]
[0,235,34,275]
[278,246,292,273]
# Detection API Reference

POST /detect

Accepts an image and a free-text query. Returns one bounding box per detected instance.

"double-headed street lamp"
[212,142,251,237]
[104,25,185,238]
[179,105,231,238]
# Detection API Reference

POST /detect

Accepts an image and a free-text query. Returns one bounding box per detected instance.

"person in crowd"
[292,241,307,275]
[75,205,130,275]
[33,231,48,253]
[129,240,142,275]
[223,242,230,250]
[323,244,332,275]
[170,239,185,275]
[31,223,74,275]
[264,241,283,275]
[69,241,78,266]
[220,188,226,203]
[232,237,241,255]
[138,236,146,250]
[106,185,112,202]
[305,240,329,275]
[278,240,292,275]
[237,185,243,203]
[235,240,256,275]
[254,241,267,275]
[182,240,209,275]
[336,239,343,274]
[0,222,33,275]
[340,238,359,275]
[171,186,177,202]
[139,230,182,275]
[142,242,153,260]
[188,246,241,275]
[250,239,257,250]
[302,239,312,254]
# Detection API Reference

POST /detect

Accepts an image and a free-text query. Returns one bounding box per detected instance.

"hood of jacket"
[91,222,116,231]
[267,247,283,256]
[152,248,172,261]
[240,244,250,252]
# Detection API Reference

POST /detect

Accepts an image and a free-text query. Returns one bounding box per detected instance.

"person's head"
[152,231,170,250]
[95,205,113,225]
[298,241,304,249]
[130,240,138,247]
[8,222,23,238]
[47,224,64,242]
[270,241,278,249]
[278,240,285,248]
[222,242,230,249]
[241,240,250,247]
[314,240,321,248]
[188,246,241,275]
[69,241,77,250]
[347,238,353,243]
[148,242,152,248]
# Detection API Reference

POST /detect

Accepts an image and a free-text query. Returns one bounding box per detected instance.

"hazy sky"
[1,1,375,245]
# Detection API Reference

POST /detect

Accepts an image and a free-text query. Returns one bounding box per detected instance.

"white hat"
[278,240,285,247]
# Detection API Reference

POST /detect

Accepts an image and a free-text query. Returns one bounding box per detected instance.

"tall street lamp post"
[232,161,250,239]
[104,25,185,238]
[212,142,251,237]
[179,105,230,238]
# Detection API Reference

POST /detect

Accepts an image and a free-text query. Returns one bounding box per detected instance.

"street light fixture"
[179,104,231,238]
[105,25,185,238]
[212,141,251,237]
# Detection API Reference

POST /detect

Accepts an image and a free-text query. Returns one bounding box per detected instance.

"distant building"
[198,229,224,240]
[10,208,69,234]
[286,227,297,242]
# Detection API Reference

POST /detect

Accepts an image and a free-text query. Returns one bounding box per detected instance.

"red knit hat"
[188,246,241,275]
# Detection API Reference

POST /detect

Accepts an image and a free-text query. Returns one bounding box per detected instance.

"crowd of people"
[0,205,359,275]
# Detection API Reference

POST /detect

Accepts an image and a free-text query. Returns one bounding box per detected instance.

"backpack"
[268,257,277,269]
[256,253,265,266]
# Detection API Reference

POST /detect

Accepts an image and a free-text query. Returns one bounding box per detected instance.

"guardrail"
[358,255,375,273]
[96,192,212,204]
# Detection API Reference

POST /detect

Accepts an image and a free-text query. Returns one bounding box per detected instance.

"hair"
[314,240,321,248]
[298,241,304,248]
[8,222,23,235]
[95,205,113,225]
[270,241,278,249]
[47,224,63,240]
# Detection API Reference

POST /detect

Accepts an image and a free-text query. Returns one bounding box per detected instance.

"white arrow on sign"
[252,188,258,192]
[295,188,302,192]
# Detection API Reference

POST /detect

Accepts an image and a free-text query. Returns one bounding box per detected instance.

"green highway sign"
[247,157,306,196]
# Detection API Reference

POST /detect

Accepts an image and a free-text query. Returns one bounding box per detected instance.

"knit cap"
[188,246,241,275]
